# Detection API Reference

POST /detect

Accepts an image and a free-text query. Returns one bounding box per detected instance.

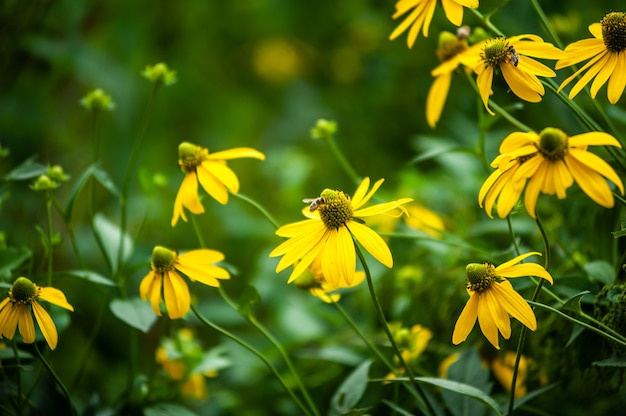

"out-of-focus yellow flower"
[384,323,432,381]
[490,351,529,398]
[294,254,365,302]
[253,38,302,84]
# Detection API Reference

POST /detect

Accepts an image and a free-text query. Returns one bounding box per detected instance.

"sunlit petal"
[452,293,479,345]
[32,301,58,350]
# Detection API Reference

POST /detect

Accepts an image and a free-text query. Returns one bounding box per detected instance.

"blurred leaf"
[583,261,614,285]
[442,348,492,416]
[65,163,120,220]
[237,285,261,318]
[410,141,463,165]
[415,377,503,416]
[612,222,626,238]
[143,404,197,416]
[93,213,133,274]
[503,384,557,412]
[0,246,32,279]
[66,270,116,287]
[382,400,415,415]
[4,155,47,181]
[0,348,34,361]
[298,345,364,366]
[338,409,372,416]
[560,291,590,314]
[566,324,585,348]
[330,359,371,416]
[593,357,626,367]
[191,346,231,375]
[110,297,157,333]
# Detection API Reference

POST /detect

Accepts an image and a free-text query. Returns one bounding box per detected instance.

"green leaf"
[110,297,157,333]
[0,246,32,279]
[583,261,614,285]
[330,360,372,416]
[560,291,591,314]
[65,163,120,220]
[93,213,133,274]
[415,377,504,416]
[143,404,197,416]
[191,346,231,375]
[593,357,626,367]
[382,400,415,416]
[4,155,47,181]
[442,348,492,416]
[66,270,116,287]
[237,284,261,318]
[503,384,557,413]
[0,347,34,361]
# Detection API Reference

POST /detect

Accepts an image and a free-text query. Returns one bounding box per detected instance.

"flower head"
[458,35,564,114]
[139,245,230,319]
[556,12,626,103]
[452,252,553,349]
[172,142,265,226]
[142,63,177,86]
[294,254,365,303]
[270,178,412,290]
[389,0,479,48]
[0,277,74,350]
[80,88,115,112]
[479,128,624,218]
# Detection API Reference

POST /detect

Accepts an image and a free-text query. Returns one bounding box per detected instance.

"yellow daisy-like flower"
[479,128,624,218]
[172,142,265,227]
[452,252,553,349]
[556,12,626,104]
[490,351,530,398]
[389,0,479,48]
[270,178,412,290]
[458,35,564,114]
[0,277,73,350]
[294,254,365,303]
[139,245,230,319]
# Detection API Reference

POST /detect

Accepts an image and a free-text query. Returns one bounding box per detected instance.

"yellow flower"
[140,246,230,319]
[458,35,564,114]
[404,204,445,237]
[452,252,553,349]
[384,323,432,381]
[0,277,73,350]
[389,0,479,48]
[479,128,624,218]
[294,254,365,303]
[270,178,412,290]
[556,12,626,103]
[490,351,530,398]
[172,142,265,227]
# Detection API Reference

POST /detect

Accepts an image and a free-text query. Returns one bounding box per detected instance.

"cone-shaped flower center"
[10,277,38,304]
[601,11,626,52]
[151,245,177,272]
[538,127,568,160]
[317,189,353,229]
[436,31,469,62]
[465,263,495,293]
[178,142,207,173]
[481,38,514,67]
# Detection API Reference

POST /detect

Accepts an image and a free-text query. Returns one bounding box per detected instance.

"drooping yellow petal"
[17,304,35,344]
[476,65,495,115]
[452,292,479,345]
[523,165,545,218]
[39,287,74,311]
[567,149,624,194]
[491,280,537,331]
[484,288,511,340]
[500,64,543,102]
[147,273,163,317]
[607,51,626,104]
[287,237,327,284]
[172,173,205,227]
[139,271,156,301]
[163,271,190,319]
[568,53,608,99]
[0,301,19,338]
[32,301,58,350]
[426,73,452,128]
[322,227,356,290]
[206,147,265,161]
[476,292,500,349]
[348,221,393,268]
[196,165,229,204]
[272,224,327,272]
[199,161,240,194]
[590,53,617,98]
[564,154,615,208]
[441,0,464,26]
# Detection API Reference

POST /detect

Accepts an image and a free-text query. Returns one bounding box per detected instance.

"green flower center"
[481,38,516,67]
[317,189,353,229]
[465,263,495,294]
[178,142,207,173]
[601,11,626,52]
[9,277,38,304]
[537,127,568,160]
[436,31,469,62]
[151,245,177,272]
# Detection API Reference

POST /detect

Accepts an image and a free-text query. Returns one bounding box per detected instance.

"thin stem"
[529,0,564,49]
[10,341,22,414]
[578,311,626,344]
[232,192,281,229]
[323,135,360,185]
[51,198,85,269]
[191,304,312,416]
[33,343,76,416]
[467,8,506,37]
[354,243,435,416]
[506,215,521,256]
[508,215,550,414]
[45,192,53,287]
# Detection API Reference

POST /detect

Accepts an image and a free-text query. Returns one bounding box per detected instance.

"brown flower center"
[436,31,469,62]
[602,11,626,53]
[178,142,208,173]
[9,277,38,304]
[481,38,517,67]
[316,189,353,229]
[537,127,568,161]
[465,262,495,294]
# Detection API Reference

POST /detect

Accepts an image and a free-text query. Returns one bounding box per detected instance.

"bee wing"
[302,198,316,203]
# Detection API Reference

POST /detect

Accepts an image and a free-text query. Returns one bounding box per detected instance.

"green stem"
[508,215,550,414]
[467,8,506,37]
[191,304,312,416]
[33,343,75,416]
[45,192,53,287]
[232,192,281,229]
[354,243,435,416]
[10,341,23,414]
[51,198,85,269]
[506,215,522,256]
[579,311,626,344]
[323,135,360,185]
[529,0,564,49]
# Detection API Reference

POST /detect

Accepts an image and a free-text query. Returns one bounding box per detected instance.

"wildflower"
[142,62,177,86]
[385,324,432,381]
[310,118,338,140]
[479,128,624,218]
[47,165,70,183]
[452,252,553,349]
[270,178,412,290]
[139,246,230,319]
[556,12,626,103]
[404,204,445,237]
[389,0,479,48]
[80,88,115,112]
[0,277,74,350]
[490,351,530,398]
[172,142,265,227]
[294,254,365,303]
[458,35,564,114]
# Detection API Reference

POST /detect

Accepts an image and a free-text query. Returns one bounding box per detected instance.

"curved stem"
[232,192,281,229]
[33,343,75,416]
[467,8,506,37]
[506,215,521,256]
[354,243,435,416]
[191,304,312,416]
[323,135,360,185]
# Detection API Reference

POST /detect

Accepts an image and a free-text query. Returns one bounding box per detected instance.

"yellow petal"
[0,301,19,338]
[426,73,452,128]
[477,292,500,349]
[176,263,229,286]
[496,252,541,270]
[272,224,327,272]
[350,177,371,209]
[523,168,544,218]
[39,287,74,311]
[275,218,323,238]
[322,227,356,290]
[590,53,617,98]
[178,249,225,264]
[353,198,413,217]
[568,53,608,99]
[568,132,622,148]
[287,238,326,284]
[452,292,479,345]
[348,221,393,267]
[32,301,58,350]
[492,280,537,331]
[564,154,615,207]
[441,0,464,26]
[484,288,511,339]
[567,150,624,194]
[501,64,543,102]
[476,65,495,115]
[17,304,35,344]
[497,263,553,284]
[200,161,240,194]
[163,271,190,319]
[207,147,265,160]
[607,51,626,104]
[148,272,163,316]
[171,173,205,227]
[196,165,229,204]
